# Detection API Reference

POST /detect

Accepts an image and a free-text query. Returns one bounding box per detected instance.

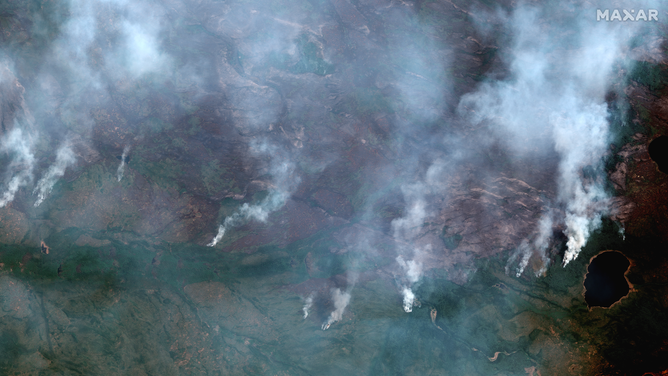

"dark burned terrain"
[0,0,666,375]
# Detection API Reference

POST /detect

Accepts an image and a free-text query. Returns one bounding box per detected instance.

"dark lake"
[649,135,668,173]
[584,251,631,308]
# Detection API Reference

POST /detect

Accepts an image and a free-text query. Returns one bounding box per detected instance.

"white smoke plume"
[321,288,351,331]
[34,142,77,207]
[207,187,291,247]
[459,5,642,270]
[396,255,422,312]
[396,256,422,284]
[208,143,299,247]
[52,0,100,89]
[367,6,452,304]
[534,213,554,274]
[117,145,130,182]
[391,184,427,241]
[41,0,174,144]
[207,202,270,247]
[302,293,314,319]
[55,0,172,83]
[0,128,35,208]
[206,6,308,247]
[552,103,611,266]
[390,178,436,311]
[400,286,416,313]
[118,16,172,79]
[507,211,554,277]
[383,5,450,127]
[618,223,626,241]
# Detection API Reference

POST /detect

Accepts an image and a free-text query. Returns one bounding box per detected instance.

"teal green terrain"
[1,216,666,375]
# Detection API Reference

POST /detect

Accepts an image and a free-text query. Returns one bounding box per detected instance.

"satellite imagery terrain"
[0,0,667,374]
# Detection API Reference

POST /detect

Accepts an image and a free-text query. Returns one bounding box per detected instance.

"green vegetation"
[142,117,173,134]
[0,0,68,81]
[186,120,202,136]
[352,87,393,116]
[71,163,112,192]
[439,226,463,250]
[629,60,668,91]
[201,159,239,196]
[131,155,182,191]
[332,87,394,117]
[289,35,335,75]
[442,233,463,250]
[0,210,662,375]
[257,33,335,76]
[603,61,667,175]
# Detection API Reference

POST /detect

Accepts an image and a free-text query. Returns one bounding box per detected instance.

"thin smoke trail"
[303,293,314,319]
[207,189,289,247]
[117,145,130,182]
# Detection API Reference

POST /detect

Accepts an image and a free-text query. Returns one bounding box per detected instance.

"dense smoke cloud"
[117,14,172,79]
[55,0,172,82]
[459,5,644,273]
[1,0,174,209]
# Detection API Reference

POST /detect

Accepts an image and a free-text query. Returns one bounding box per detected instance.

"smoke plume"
[396,255,423,312]
[507,212,554,277]
[458,5,643,271]
[117,145,130,182]
[0,128,35,208]
[302,293,314,319]
[390,165,447,310]
[206,161,297,247]
[400,286,416,313]
[321,288,351,331]
[208,140,299,247]
[207,192,286,247]
[34,141,77,207]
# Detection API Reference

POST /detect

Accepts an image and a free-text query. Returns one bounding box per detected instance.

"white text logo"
[597,9,659,21]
